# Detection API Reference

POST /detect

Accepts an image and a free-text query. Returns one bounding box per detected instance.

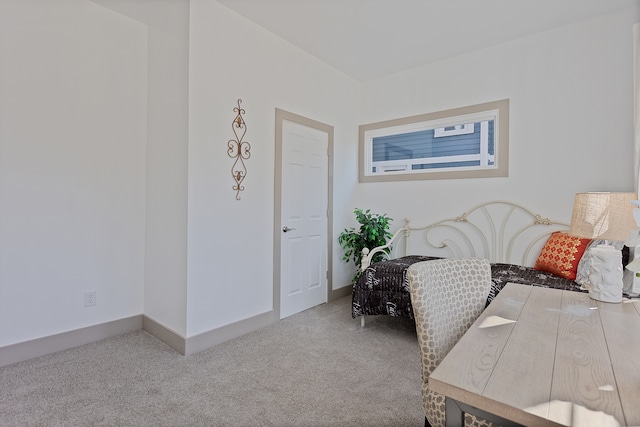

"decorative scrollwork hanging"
[227,99,251,200]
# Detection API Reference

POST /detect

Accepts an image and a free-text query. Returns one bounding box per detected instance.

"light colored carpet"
[0,296,423,426]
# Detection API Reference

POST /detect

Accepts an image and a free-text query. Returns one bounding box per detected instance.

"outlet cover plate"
[84,291,96,307]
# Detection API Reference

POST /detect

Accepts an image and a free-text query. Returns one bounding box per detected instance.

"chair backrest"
[407,258,492,381]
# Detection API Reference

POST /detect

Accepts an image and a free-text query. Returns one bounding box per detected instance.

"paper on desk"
[478,315,517,328]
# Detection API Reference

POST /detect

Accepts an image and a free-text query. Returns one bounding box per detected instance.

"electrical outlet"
[84,291,96,307]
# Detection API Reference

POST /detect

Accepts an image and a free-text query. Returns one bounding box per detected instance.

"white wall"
[0,0,148,346]
[93,0,191,339]
[0,0,359,350]
[352,6,640,271]
[3,0,637,351]
[186,0,361,336]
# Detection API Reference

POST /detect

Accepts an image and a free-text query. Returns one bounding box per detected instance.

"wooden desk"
[429,283,640,427]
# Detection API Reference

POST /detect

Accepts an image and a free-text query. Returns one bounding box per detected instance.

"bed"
[352,200,619,326]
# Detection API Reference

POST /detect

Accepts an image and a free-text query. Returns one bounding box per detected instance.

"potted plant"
[338,208,393,283]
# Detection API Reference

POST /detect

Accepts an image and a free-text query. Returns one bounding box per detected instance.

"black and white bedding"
[351,255,585,320]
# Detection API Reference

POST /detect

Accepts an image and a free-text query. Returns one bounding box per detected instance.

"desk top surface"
[429,282,640,427]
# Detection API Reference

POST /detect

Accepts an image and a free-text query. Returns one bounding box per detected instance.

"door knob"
[282,226,296,232]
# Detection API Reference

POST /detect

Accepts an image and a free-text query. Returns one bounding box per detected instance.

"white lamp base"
[588,245,623,303]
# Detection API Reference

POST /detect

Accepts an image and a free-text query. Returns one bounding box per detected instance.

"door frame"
[274,108,335,318]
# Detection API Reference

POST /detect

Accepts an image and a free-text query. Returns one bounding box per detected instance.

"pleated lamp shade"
[569,192,637,241]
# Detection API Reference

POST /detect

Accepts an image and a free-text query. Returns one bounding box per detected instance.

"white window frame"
[434,123,474,137]
[359,99,509,183]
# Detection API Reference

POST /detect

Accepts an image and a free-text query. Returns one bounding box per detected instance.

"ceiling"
[216,0,639,82]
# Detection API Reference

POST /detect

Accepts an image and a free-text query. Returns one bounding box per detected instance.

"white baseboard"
[330,285,351,300]
[142,315,186,354]
[143,310,278,356]
[184,310,277,356]
[182,289,351,356]
[1,298,344,367]
[0,315,142,368]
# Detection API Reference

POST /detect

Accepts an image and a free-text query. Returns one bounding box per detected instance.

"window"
[359,99,509,182]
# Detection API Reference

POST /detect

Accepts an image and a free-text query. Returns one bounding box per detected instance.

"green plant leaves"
[338,208,393,284]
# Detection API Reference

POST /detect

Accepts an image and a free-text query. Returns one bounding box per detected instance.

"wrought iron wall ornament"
[227,99,251,200]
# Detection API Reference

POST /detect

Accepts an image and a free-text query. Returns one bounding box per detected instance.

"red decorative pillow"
[534,232,591,280]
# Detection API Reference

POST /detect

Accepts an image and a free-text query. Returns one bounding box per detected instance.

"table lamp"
[569,192,637,303]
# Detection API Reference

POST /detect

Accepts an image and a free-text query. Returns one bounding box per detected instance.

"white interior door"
[280,119,328,319]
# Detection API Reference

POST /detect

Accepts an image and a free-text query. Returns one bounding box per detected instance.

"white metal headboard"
[361,200,569,270]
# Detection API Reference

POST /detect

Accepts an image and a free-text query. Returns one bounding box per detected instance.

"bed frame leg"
[360,316,365,327]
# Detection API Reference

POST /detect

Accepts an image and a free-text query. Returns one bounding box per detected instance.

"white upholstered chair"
[407,258,493,427]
